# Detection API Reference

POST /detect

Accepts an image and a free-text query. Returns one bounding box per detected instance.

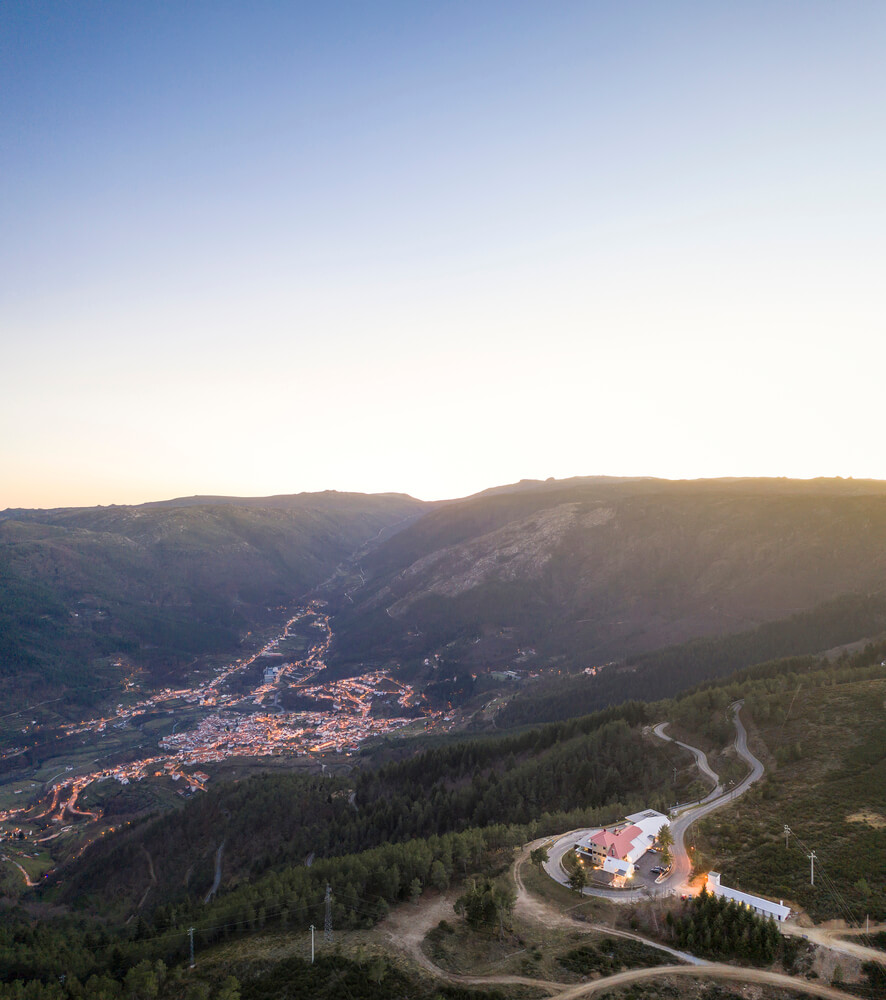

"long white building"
[706,872,791,922]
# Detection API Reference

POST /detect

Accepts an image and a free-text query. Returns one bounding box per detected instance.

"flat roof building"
[706,872,791,922]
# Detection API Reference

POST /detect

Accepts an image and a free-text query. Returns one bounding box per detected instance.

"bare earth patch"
[845,809,886,828]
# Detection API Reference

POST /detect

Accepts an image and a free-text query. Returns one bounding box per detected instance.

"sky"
[2,1,885,509]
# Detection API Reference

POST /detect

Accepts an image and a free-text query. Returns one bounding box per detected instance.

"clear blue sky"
[2,1,885,507]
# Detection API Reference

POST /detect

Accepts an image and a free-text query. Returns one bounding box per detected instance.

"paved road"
[652,721,722,804]
[658,700,764,892]
[544,701,764,901]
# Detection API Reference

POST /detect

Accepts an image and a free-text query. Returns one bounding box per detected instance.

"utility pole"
[784,825,791,850]
[310,924,315,963]
[673,767,677,785]
[808,851,816,886]
[324,884,333,943]
[188,927,195,969]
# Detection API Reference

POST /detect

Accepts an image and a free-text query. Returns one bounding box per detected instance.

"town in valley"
[0,603,454,885]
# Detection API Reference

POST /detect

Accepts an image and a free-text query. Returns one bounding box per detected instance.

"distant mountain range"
[0,491,423,709]
[4,476,886,713]
[326,476,886,675]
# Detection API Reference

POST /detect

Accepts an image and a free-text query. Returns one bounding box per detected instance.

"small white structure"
[706,872,791,922]
[603,856,635,879]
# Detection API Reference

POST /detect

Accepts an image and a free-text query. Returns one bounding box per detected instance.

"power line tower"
[783,825,791,849]
[324,883,333,943]
[808,851,817,886]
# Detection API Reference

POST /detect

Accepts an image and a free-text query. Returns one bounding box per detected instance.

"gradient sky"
[2,1,885,508]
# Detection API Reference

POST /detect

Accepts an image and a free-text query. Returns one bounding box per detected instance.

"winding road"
[373,705,870,1000]
[652,721,722,806]
[544,700,765,901]
[656,699,764,892]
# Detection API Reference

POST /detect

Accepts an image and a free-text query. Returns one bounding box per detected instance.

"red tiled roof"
[589,824,641,858]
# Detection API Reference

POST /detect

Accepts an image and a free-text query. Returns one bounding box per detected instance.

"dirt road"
[553,963,862,999]
[379,889,564,992]
[782,921,886,965]
[377,844,864,1000]
[513,841,704,965]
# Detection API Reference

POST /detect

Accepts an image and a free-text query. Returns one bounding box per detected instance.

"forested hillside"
[496,593,886,727]
[54,702,689,915]
[0,491,423,710]
[687,645,886,922]
[4,633,886,1000]
[327,477,886,681]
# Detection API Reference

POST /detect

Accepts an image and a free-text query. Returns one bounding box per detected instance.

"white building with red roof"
[575,809,669,869]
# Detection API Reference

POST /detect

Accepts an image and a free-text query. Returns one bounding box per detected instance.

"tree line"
[496,593,886,727]
[57,702,684,916]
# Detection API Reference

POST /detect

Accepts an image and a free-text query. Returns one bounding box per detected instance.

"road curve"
[655,699,764,893]
[652,721,722,804]
[544,701,765,901]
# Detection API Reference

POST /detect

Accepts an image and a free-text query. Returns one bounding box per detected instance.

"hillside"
[5,630,886,1000]
[326,477,886,678]
[0,491,424,711]
[51,701,687,916]
[691,657,886,923]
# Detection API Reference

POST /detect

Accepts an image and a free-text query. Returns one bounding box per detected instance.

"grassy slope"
[690,672,886,921]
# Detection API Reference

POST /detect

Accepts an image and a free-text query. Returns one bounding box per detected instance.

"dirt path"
[553,963,862,999]
[378,890,564,991]
[204,840,225,903]
[513,841,703,965]
[128,845,158,921]
[514,838,576,929]
[376,845,864,1000]
[783,922,886,965]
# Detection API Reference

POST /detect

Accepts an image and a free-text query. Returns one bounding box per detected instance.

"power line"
[780,826,886,970]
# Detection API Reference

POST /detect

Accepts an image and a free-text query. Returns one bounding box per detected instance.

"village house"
[575,809,670,871]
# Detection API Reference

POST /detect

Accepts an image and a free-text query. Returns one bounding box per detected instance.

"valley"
[2,480,886,1000]
[0,602,450,890]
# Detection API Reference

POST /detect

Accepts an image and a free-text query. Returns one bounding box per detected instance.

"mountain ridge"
[327,477,886,674]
